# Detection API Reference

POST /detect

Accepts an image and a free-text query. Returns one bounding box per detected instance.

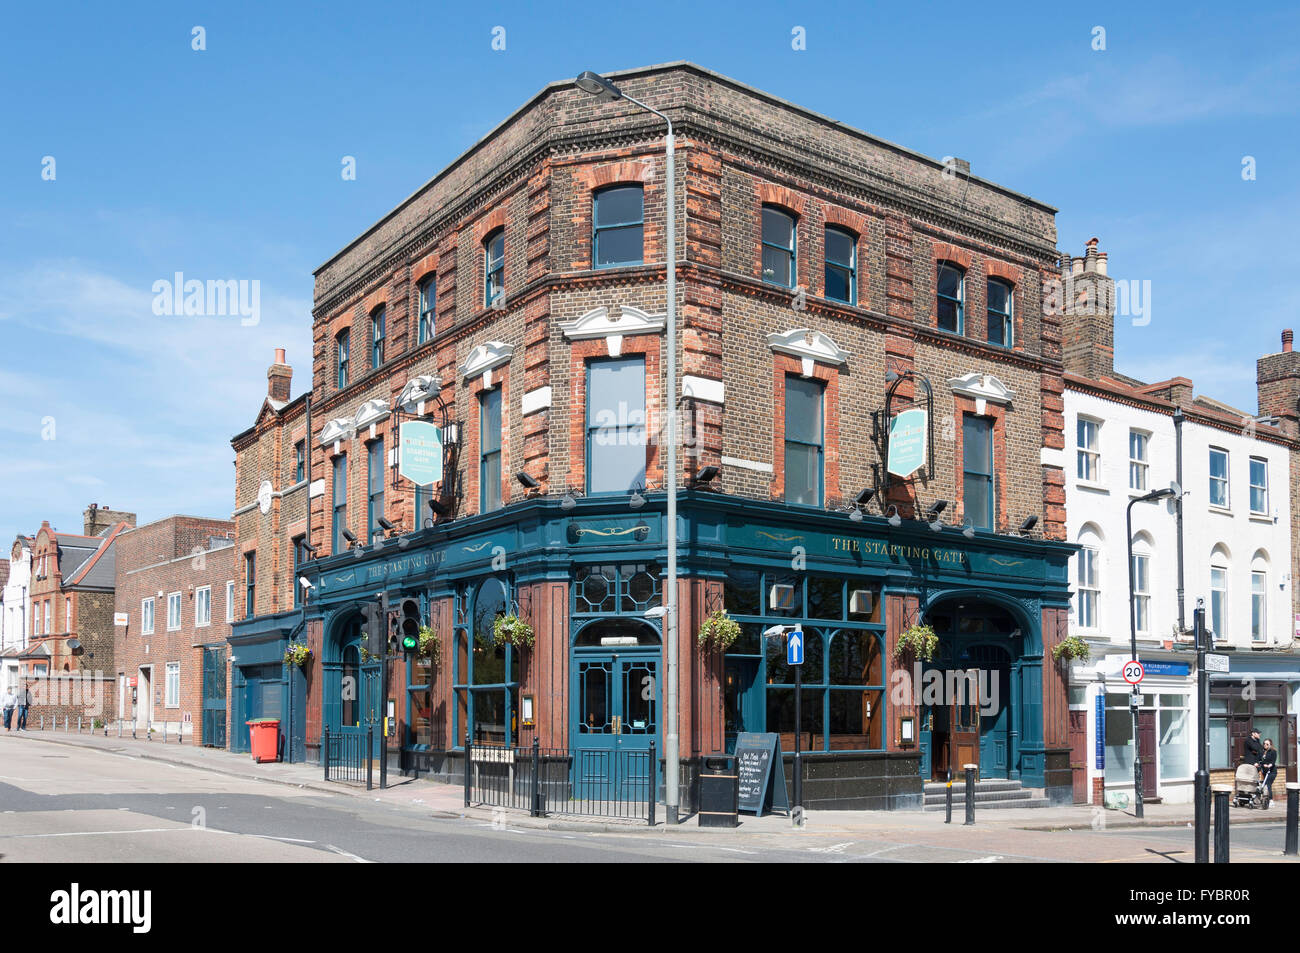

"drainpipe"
[1174,407,1186,633]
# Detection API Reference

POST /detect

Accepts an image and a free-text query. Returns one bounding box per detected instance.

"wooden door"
[1068,710,1088,804]
[1137,709,1158,800]
[950,682,980,780]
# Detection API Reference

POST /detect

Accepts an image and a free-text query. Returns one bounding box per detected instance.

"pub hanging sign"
[887,408,928,478]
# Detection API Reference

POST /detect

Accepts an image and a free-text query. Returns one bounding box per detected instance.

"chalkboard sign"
[734,732,790,816]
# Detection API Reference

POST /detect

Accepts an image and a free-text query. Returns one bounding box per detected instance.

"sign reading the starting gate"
[399,421,443,486]
[1122,660,1145,685]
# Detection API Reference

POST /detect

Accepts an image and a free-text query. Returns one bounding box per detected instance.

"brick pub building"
[231,63,1079,809]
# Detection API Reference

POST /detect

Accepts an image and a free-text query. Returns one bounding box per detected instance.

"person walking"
[16,682,31,731]
[1243,728,1264,766]
[1,686,15,731]
[1259,738,1278,807]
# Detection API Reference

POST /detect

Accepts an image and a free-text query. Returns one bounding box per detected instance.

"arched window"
[761,206,796,287]
[1210,544,1231,641]
[1251,550,1270,643]
[987,278,1013,347]
[1131,532,1153,636]
[936,262,965,333]
[336,328,350,390]
[484,228,505,308]
[1076,524,1103,630]
[452,578,520,746]
[593,185,644,268]
[370,306,386,369]
[417,276,435,345]
[824,226,856,304]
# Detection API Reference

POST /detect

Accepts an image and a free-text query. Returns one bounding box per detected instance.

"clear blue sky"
[1,0,1296,537]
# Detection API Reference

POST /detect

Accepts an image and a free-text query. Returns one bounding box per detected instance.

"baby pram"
[1232,762,1266,809]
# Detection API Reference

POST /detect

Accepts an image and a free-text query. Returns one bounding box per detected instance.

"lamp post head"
[576,70,622,103]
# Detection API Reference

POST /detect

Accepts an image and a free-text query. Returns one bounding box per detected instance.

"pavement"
[3,724,1288,839]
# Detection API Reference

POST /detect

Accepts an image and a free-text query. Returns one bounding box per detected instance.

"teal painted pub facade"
[253,490,1074,811]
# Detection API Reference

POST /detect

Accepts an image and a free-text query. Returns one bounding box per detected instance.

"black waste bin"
[698,754,739,828]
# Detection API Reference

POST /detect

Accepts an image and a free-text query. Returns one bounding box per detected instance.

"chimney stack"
[83,504,137,536]
[268,348,293,403]
[1059,238,1116,380]
[1257,329,1300,439]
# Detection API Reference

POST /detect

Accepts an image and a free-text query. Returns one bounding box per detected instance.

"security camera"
[299,577,313,590]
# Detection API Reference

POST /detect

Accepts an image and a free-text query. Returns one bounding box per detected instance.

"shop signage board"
[735,732,790,816]
[1138,660,1190,677]
[887,408,927,478]
[399,421,443,486]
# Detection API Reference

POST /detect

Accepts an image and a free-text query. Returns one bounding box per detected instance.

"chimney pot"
[1284,329,1294,353]
[1097,252,1108,276]
[274,347,286,365]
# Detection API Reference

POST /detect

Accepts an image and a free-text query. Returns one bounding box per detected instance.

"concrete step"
[923,788,1036,806]
[923,779,1022,795]
[925,796,1052,811]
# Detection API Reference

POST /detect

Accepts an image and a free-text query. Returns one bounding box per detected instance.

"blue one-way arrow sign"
[787,628,804,666]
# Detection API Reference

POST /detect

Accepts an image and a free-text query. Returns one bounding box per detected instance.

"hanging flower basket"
[282,642,311,668]
[1052,635,1091,663]
[418,625,440,659]
[359,644,374,663]
[696,609,742,652]
[493,614,535,649]
[893,623,939,663]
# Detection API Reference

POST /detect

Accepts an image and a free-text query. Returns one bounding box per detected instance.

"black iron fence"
[323,727,375,789]
[464,739,657,825]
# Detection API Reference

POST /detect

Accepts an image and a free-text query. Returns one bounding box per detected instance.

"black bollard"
[945,771,953,824]
[964,764,976,826]
[1285,784,1299,856]
[1213,785,1231,863]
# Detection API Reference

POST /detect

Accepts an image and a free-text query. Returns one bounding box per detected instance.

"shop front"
[286,491,1073,811]
[228,611,303,761]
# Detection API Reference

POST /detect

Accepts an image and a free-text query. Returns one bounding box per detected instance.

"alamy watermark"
[151,272,260,326]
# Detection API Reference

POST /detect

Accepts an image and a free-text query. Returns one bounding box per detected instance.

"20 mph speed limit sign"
[1122,660,1145,685]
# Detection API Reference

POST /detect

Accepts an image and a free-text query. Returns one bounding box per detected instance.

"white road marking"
[325,843,372,863]
[960,855,1004,864]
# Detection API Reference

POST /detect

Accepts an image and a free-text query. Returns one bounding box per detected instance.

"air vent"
[769,584,795,611]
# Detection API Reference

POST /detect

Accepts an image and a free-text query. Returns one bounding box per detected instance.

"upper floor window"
[1209,557,1228,640]
[484,228,505,308]
[1076,546,1099,629]
[292,537,309,609]
[936,262,965,334]
[1128,430,1149,491]
[245,552,256,617]
[1077,418,1100,483]
[336,329,350,390]
[294,440,305,484]
[418,277,436,345]
[761,206,796,288]
[225,581,235,622]
[332,455,348,554]
[586,357,647,494]
[480,387,503,513]
[986,278,1013,347]
[1209,448,1229,508]
[824,227,856,304]
[1249,457,1268,514]
[167,591,182,631]
[1131,551,1151,635]
[963,415,994,530]
[371,306,386,369]
[1251,570,1267,642]
[784,375,825,506]
[142,597,155,635]
[196,586,211,627]
[368,439,385,544]
[593,185,644,268]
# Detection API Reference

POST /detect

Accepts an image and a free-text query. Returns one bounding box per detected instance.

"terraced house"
[231,63,1081,811]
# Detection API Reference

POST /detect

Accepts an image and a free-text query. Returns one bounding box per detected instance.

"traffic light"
[361,600,384,658]
[400,598,421,654]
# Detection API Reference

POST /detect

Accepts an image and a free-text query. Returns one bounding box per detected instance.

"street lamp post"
[576,70,680,824]
[1126,483,1180,819]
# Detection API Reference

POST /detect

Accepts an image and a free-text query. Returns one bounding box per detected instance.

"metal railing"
[322,727,374,789]
[464,738,657,825]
